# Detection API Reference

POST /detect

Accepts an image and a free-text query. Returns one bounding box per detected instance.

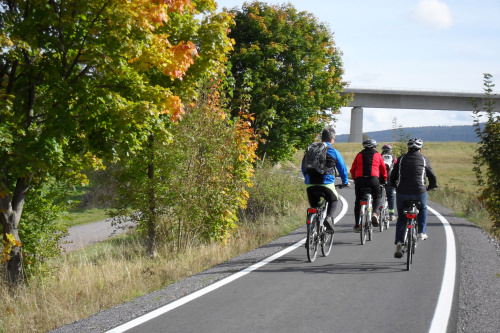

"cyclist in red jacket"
[350,139,387,232]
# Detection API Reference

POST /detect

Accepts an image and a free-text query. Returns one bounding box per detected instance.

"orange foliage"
[121,0,198,120]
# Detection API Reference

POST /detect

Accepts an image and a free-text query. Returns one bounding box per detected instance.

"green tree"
[472,73,500,234]
[226,1,350,162]
[0,0,231,286]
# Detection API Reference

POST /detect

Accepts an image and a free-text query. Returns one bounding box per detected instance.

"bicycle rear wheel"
[406,227,413,271]
[359,213,366,245]
[379,204,388,232]
[367,211,373,241]
[321,228,334,257]
[306,218,318,262]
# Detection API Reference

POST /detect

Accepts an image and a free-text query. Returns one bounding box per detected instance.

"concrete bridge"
[342,87,500,142]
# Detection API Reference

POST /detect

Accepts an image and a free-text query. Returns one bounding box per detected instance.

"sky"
[215,0,500,135]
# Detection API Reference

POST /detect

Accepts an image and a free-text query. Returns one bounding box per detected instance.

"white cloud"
[411,0,453,30]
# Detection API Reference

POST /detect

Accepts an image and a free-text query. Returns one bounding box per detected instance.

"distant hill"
[335,125,481,143]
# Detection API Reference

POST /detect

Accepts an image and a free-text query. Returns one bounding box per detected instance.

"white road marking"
[428,205,456,333]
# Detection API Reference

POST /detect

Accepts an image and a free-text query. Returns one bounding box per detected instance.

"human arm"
[331,148,349,185]
[425,156,438,189]
[350,153,360,180]
[389,156,400,188]
[378,153,388,183]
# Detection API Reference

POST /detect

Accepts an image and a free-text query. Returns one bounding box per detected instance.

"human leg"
[321,187,338,231]
[369,178,381,226]
[385,183,396,219]
[353,178,365,229]
[394,192,409,244]
[306,186,321,208]
[417,192,428,238]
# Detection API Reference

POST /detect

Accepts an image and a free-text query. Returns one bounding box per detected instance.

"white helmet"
[362,139,377,149]
[407,137,423,149]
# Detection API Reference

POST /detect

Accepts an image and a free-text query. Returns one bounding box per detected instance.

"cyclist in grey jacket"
[389,138,438,258]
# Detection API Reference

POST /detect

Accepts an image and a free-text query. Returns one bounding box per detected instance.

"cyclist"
[389,137,438,258]
[302,127,350,233]
[381,144,397,221]
[350,139,387,232]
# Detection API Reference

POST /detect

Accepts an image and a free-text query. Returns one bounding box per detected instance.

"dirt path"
[61,218,135,252]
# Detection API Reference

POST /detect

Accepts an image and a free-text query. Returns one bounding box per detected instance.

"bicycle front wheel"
[306,218,318,262]
[321,228,334,257]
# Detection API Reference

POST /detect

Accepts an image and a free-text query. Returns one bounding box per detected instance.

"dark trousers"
[395,192,428,244]
[306,186,339,220]
[385,182,395,211]
[354,177,381,224]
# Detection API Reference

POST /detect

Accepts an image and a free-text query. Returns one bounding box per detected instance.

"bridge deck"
[343,88,499,111]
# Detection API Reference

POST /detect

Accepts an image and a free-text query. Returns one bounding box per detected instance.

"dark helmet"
[407,137,424,149]
[362,139,377,149]
[382,144,392,151]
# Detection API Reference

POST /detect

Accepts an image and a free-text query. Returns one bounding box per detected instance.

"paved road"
[61,218,134,252]
[52,186,500,333]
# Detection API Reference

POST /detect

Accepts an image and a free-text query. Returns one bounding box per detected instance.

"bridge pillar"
[348,107,363,143]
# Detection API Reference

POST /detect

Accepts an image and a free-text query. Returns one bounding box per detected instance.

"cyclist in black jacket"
[389,138,438,258]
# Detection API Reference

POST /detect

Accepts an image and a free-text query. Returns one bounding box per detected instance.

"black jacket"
[390,150,438,194]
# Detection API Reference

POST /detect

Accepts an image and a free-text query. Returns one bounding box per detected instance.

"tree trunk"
[0,176,31,286]
[146,133,156,257]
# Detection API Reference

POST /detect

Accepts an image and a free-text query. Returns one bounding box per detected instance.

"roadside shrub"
[239,163,306,224]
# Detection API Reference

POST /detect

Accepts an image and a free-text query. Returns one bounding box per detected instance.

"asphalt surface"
[61,218,134,252]
[52,195,500,333]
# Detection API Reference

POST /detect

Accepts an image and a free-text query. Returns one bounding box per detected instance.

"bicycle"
[358,187,374,245]
[378,185,390,232]
[402,200,420,271]
[305,198,333,262]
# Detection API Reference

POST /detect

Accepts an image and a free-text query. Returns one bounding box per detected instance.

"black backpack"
[304,142,329,175]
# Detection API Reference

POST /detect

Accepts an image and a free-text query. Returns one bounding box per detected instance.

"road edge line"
[427,205,457,333]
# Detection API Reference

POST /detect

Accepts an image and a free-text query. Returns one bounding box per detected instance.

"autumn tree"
[0,0,231,286]
[108,79,257,253]
[473,73,500,234]
[226,1,351,162]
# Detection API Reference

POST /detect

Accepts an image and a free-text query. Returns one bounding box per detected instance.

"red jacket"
[350,148,388,181]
